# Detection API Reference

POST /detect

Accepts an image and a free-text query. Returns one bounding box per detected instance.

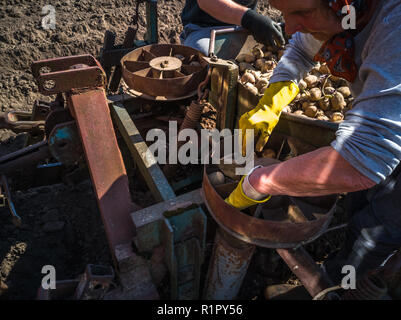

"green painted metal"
[131,188,204,253]
[162,207,207,300]
[110,102,176,203]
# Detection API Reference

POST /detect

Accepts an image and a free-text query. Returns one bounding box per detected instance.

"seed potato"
[331,92,347,111]
[236,46,352,122]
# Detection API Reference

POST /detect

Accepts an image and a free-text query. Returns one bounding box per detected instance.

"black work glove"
[241,9,285,48]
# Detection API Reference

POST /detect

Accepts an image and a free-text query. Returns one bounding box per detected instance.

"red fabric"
[314,32,357,82]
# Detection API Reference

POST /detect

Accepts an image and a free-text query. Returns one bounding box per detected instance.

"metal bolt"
[160,60,169,68]
[210,54,218,62]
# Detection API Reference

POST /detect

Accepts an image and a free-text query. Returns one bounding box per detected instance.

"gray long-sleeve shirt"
[270,0,401,184]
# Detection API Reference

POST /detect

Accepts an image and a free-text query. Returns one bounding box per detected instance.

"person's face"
[270,0,343,41]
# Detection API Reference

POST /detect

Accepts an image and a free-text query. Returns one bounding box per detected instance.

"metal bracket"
[202,56,237,69]
[74,264,115,300]
[161,207,207,300]
[37,264,115,300]
[31,55,107,95]
[202,57,239,131]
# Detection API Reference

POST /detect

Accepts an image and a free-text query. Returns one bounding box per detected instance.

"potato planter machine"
[1,0,400,300]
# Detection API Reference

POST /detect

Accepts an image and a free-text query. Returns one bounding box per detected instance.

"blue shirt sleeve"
[331,7,401,183]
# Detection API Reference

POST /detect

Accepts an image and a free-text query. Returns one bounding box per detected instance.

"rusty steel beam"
[29,55,137,267]
[276,247,332,298]
[68,89,135,256]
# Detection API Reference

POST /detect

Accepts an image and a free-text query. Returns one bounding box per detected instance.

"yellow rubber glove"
[225,173,271,211]
[239,81,299,154]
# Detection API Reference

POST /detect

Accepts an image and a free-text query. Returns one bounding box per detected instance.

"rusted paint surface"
[203,228,255,300]
[68,89,135,254]
[27,55,138,274]
[31,55,103,78]
[202,165,337,248]
[31,55,106,96]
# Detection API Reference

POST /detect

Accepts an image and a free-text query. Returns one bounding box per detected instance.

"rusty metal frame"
[202,165,337,248]
[0,111,45,134]
[29,55,137,265]
[0,174,21,226]
[67,89,135,255]
[276,247,333,298]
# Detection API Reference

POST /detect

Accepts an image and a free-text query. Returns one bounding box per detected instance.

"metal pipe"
[276,247,332,298]
[0,142,51,175]
[208,27,245,58]
[203,228,256,300]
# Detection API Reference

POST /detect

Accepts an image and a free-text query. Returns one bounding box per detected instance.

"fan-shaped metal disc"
[121,44,208,100]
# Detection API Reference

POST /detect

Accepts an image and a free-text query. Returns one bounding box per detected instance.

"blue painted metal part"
[36,162,62,168]
[48,121,83,166]
[162,207,207,300]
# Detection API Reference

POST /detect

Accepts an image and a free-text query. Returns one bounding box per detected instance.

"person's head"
[269,0,344,41]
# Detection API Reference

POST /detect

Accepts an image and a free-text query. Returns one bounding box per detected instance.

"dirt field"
[0,0,346,300]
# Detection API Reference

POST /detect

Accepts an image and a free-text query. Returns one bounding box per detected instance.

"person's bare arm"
[249,146,376,197]
[197,0,248,25]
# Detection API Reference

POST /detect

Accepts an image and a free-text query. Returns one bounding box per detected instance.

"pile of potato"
[235,45,354,123]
